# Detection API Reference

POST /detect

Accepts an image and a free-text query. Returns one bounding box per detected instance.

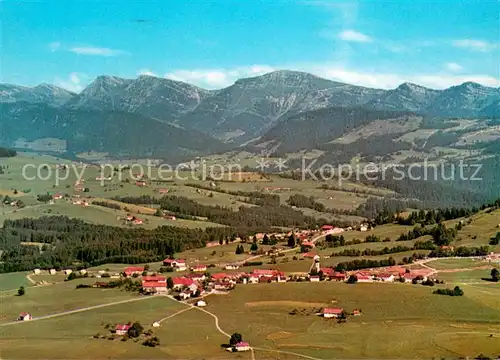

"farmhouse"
[142,281,167,293]
[196,300,207,307]
[136,180,146,187]
[186,273,206,282]
[377,273,395,282]
[164,215,176,220]
[33,268,41,275]
[224,264,240,270]
[301,240,315,248]
[191,265,207,272]
[233,342,251,352]
[322,308,344,318]
[143,276,166,283]
[163,258,187,271]
[309,275,320,282]
[211,273,229,281]
[321,225,334,231]
[18,312,32,321]
[352,309,362,316]
[124,266,144,276]
[252,269,282,278]
[354,272,374,282]
[332,272,347,281]
[157,188,170,194]
[52,193,63,200]
[49,269,56,275]
[115,324,131,336]
[132,218,144,225]
[172,277,195,290]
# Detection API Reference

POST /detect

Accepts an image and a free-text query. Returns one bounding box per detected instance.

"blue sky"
[2,0,499,91]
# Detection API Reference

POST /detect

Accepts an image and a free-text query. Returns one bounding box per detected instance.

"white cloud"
[69,72,80,84]
[55,72,87,93]
[49,42,61,52]
[137,68,157,76]
[445,62,463,72]
[338,29,372,43]
[452,39,497,52]
[165,65,275,88]
[163,64,499,90]
[69,46,128,56]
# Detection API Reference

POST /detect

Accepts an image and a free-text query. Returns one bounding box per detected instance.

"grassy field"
[0,279,139,324]
[0,272,32,291]
[429,258,492,270]
[0,296,186,359]
[453,209,500,252]
[204,282,500,359]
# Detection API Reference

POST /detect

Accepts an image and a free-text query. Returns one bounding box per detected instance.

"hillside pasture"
[205,282,500,359]
[0,296,185,360]
[0,279,138,324]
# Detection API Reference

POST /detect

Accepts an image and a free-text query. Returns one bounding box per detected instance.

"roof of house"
[320,267,334,276]
[323,308,343,314]
[333,272,346,278]
[116,324,131,331]
[235,342,250,347]
[211,273,229,280]
[192,265,206,269]
[252,269,279,276]
[301,241,314,247]
[164,258,186,264]
[321,225,334,230]
[142,281,167,288]
[377,273,394,278]
[124,266,144,273]
[19,312,30,316]
[302,252,318,258]
[172,277,195,286]
[142,276,166,282]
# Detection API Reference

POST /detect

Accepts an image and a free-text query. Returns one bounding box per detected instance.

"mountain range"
[0,70,498,160]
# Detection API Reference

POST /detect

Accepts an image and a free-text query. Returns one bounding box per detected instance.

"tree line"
[0,147,17,158]
[0,216,236,273]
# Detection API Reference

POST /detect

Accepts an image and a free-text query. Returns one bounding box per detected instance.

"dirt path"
[157,306,193,324]
[25,274,36,285]
[0,296,155,327]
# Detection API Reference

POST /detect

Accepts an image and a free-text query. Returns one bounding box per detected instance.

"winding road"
[0,296,155,327]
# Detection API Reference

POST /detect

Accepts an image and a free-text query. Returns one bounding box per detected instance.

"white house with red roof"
[252,269,282,278]
[354,272,374,282]
[18,312,32,321]
[163,258,187,271]
[322,308,344,318]
[233,342,250,352]
[376,273,395,282]
[191,264,207,272]
[309,275,320,282]
[115,324,131,335]
[172,277,195,290]
[124,266,144,276]
[52,193,63,200]
[142,281,167,293]
[186,273,206,282]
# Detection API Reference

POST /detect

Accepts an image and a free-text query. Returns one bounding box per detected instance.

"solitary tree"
[347,275,358,284]
[287,234,296,247]
[491,268,499,282]
[17,286,25,296]
[167,277,174,289]
[127,322,144,338]
[229,333,243,346]
[250,242,258,251]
